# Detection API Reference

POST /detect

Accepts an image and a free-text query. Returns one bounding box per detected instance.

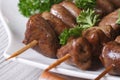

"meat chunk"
[98,25,115,40]
[94,7,106,18]
[51,4,76,27]
[41,12,70,35]
[99,9,120,36]
[60,1,81,18]
[109,0,120,8]
[96,0,115,14]
[82,27,110,58]
[101,41,120,75]
[115,36,120,43]
[57,37,92,70]
[23,14,59,58]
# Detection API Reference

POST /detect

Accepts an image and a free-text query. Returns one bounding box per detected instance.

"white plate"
[0,0,120,80]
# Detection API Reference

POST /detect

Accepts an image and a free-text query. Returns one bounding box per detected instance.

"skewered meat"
[41,12,70,35]
[57,6,120,69]
[115,36,120,43]
[97,25,115,40]
[22,0,120,72]
[99,8,120,36]
[50,4,76,27]
[95,0,120,17]
[60,1,81,18]
[23,14,59,58]
[96,0,115,14]
[100,41,120,75]
[82,27,110,59]
[109,0,120,8]
[94,7,105,18]
[57,37,92,70]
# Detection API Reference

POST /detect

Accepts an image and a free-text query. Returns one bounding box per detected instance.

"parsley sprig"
[74,0,96,9]
[18,0,62,17]
[116,10,120,25]
[59,9,99,45]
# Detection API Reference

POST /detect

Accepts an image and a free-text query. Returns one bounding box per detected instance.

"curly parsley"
[74,0,96,9]
[59,9,99,45]
[116,10,120,25]
[18,0,63,17]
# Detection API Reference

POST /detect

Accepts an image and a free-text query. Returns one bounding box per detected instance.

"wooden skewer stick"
[45,54,71,72]
[95,64,115,80]
[6,40,38,61]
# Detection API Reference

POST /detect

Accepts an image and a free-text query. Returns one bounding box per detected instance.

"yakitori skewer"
[6,40,38,61]
[95,64,115,80]
[45,54,71,72]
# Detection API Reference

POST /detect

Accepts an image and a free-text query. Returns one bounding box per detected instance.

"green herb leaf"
[77,9,99,28]
[59,29,70,45]
[59,26,84,45]
[18,0,63,17]
[74,0,96,9]
[59,9,99,45]
[116,10,120,25]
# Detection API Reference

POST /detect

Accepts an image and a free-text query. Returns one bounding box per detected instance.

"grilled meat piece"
[82,27,110,59]
[101,41,120,75]
[97,25,115,40]
[115,36,120,43]
[41,12,70,35]
[94,7,106,18]
[96,0,115,14]
[109,0,120,8]
[60,1,81,18]
[51,4,76,27]
[23,14,59,58]
[99,9,120,36]
[57,37,92,70]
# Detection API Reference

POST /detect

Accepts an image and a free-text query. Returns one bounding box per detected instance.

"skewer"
[5,40,38,61]
[95,64,115,80]
[45,54,71,72]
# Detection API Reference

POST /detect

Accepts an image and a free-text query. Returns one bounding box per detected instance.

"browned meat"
[50,4,76,27]
[60,1,81,18]
[115,36,120,43]
[99,9,120,36]
[82,27,110,58]
[96,0,115,14]
[94,7,105,17]
[97,25,115,40]
[23,14,59,58]
[101,41,120,75]
[57,37,92,70]
[109,0,120,8]
[41,12,70,35]
[95,0,120,17]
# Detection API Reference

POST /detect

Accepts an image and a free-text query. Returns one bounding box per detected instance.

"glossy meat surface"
[23,14,59,58]
[83,27,110,58]
[51,4,76,27]
[60,1,81,18]
[57,37,92,70]
[41,12,70,35]
[101,41,120,75]
[115,36,120,43]
[99,9,120,36]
